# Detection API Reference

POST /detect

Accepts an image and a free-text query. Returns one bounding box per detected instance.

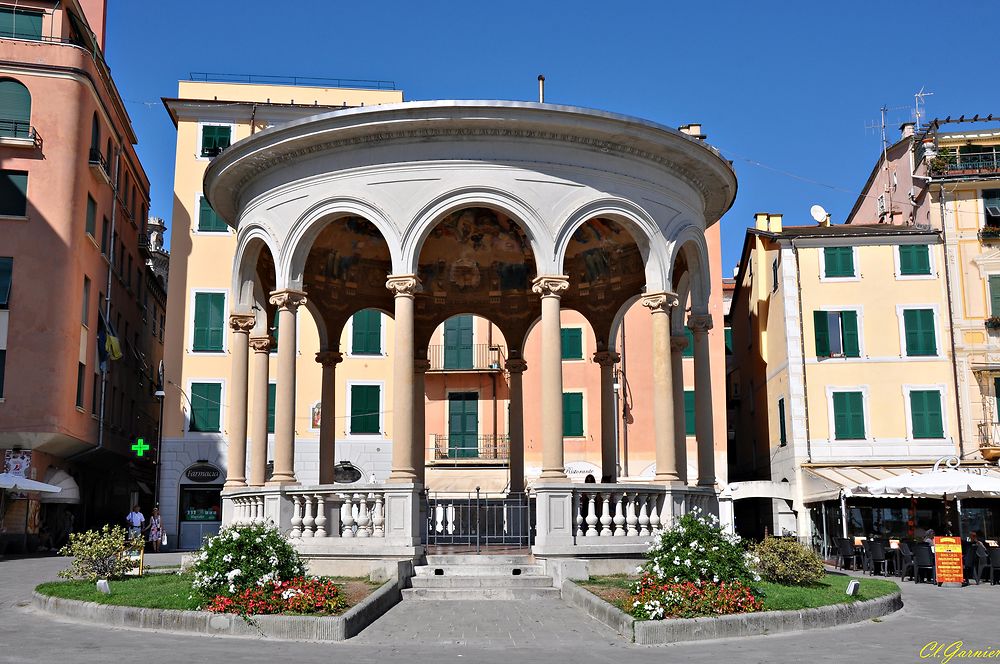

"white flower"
[713,575,719,582]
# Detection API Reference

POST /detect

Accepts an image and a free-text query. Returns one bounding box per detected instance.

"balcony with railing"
[0,119,42,148]
[426,343,505,372]
[976,422,1000,462]
[429,433,510,463]
[88,148,111,182]
[928,149,1000,179]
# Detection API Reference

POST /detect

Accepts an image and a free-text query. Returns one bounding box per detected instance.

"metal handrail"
[88,148,110,176]
[931,151,1000,176]
[0,119,42,148]
[189,72,397,91]
[431,434,510,460]
[427,343,505,371]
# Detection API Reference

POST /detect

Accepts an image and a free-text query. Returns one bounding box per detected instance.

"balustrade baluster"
[289,495,304,539]
[302,494,316,537]
[315,495,328,537]
[648,493,661,533]
[599,492,613,537]
[585,492,599,536]
[626,493,639,536]
[575,491,585,538]
[612,492,626,536]
[372,493,385,537]
[638,494,650,536]
[341,494,356,538]
[356,493,371,538]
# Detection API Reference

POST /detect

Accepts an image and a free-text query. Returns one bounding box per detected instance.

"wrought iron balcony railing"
[88,148,110,180]
[0,119,42,148]
[929,151,1000,178]
[426,343,505,371]
[430,434,510,461]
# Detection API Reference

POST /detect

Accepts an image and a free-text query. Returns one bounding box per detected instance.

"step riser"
[425,555,533,565]
[402,587,562,601]
[410,576,554,588]
[415,565,545,577]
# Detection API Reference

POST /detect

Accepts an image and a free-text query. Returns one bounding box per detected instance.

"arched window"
[90,113,100,154]
[0,79,31,139]
[105,137,112,168]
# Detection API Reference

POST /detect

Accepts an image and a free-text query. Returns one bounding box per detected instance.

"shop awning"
[0,473,62,494]
[803,465,1000,503]
[39,469,80,504]
[424,468,510,496]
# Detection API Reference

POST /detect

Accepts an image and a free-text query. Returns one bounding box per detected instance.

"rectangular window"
[101,217,109,254]
[562,392,584,437]
[903,309,937,357]
[910,390,944,439]
[351,309,381,355]
[189,382,222,432]
[778,397,787,446]
[724,327,733,354]
[985,189,1000,227]
[683,327,695,358]
[771,258,779,292]
[197,196,227,232]
[684,390,696,436]
[443,315,473,368]
[85,195,96,237]
[0,257,11,308]
[0,170,28,216]
[0,349,5,397]
[75,363,85,408]
[0,8,43,40]
[823,246,855,278]
[561,327,583,360]
[350,384,380,434]
[201,125,232,158]
[91,373,99,415]
[81,276,90,326]
[813,310,860,357]
[899,245,931,276]
[266,382,276,434]
[832,391,866,440]
[192,292,225,352]
[990,276,1000,317]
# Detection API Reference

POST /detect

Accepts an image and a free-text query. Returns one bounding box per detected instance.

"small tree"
[751,536,825,585]
[191,523,305,599]
[637,509,757,585]
[58,525,143,581]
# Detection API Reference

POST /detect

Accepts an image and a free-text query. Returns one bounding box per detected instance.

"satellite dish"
[810,205,829,223]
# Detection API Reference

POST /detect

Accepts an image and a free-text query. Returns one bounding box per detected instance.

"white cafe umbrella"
[847,470,1000,499]
[0,473,63,494]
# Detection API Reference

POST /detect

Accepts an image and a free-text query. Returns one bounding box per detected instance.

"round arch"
[0,79,31,134]
[280,196,403,291]
[666,223,711,314]
[553,198,668,293]
[231,224,280,314]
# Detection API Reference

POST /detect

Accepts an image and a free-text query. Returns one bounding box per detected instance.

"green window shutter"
[443,315,473,368]
[350,385,380,434]
[190,383,221,432]
[813,311,831,357]
[684,390,696,436]
[201,125,232,156]
[990,276,1000,316]
[824,247,854,278]
[724,327,733,354]
[562,392,584,437]
[900,245,931,276]
[833,391,865,440]
[352,310,381,355]
[903,309,936,356]
[0,170,28,216]
[778,398,787,446]
[266,383,276,434]
[0,79,31,138]
[193,292,225,352]
[85,195,96,236]
[0,9,42,39]
[198,196,226,232]
[840,310,860,357]
[0,257,12,308]
[561,328,583,360]
[683,328,695,358]
[910,390,944,439]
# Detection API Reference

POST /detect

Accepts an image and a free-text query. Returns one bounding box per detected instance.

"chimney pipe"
[538,75,545,103]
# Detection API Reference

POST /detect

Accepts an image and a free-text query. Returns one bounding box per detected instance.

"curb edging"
[562,580,903,645]
[32,577,402,641]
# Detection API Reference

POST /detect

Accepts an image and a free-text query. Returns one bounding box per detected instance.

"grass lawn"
[36,573,380,614]
[579,573,899,616]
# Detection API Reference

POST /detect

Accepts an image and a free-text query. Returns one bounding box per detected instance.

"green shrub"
[57,525,144,581]
[638,509,757,585]
[191,523,304,599]
[750,536,825,586]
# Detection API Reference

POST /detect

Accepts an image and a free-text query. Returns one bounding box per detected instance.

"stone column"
[386,275,420,483]
[593,350,620,483]
[413,358,430,486]
[224,314,255,488]
[268,289,307,485]
[670,334,689,484]
[248,336,273,487]
[643,292,682,485]
[316,350,343,485]
[505,358,528,493]
[532,275,570,481]
[690,313,716,487]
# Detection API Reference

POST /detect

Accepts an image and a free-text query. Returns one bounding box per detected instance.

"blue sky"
[106,0,999,274]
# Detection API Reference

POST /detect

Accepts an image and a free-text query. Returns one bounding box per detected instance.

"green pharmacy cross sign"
[131,438,150,457]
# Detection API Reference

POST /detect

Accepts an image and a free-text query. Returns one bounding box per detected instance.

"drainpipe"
[791,239,812,463]
[938,184,966,457]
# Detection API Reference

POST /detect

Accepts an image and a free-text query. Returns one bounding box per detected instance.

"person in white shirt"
[126,505,145,540]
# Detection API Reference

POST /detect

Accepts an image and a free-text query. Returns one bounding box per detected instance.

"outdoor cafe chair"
[898,541,915,581]
[866,540,890,576]
[836,538,857,570]
[988,549,1000,586]
[912,543,936,584]
[967,542,991,585]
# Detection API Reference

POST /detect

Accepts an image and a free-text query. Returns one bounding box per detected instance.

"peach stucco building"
[0,0,164,551]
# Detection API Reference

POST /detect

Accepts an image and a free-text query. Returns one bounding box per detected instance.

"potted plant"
[979,227,1000,242]
[985,316,1000,330]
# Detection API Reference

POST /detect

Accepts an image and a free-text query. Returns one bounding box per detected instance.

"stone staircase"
[403,554,560,600]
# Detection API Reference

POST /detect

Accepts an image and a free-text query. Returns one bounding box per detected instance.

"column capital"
[670,335,690,353]
[229,313,256,333]
[505,358,528,374]
[640,291,680,313]
[386,274,420,297]
[688,313,714,333]
[531,275,570,297]
[249,336,274,353]
[269,289,307,311]
[414,359,431,373]
[592,350,620,368]
[315,350,344,367]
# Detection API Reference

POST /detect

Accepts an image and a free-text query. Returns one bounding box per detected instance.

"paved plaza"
[1,553,997,663]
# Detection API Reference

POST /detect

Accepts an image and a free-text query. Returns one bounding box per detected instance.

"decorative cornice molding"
[688,313,714,332]
[531,275,570,298]
[269,289,308,311]
[385,274,420,297]
[228,313,256,333]
[505,358,528,374]
[315,350,344,367]
[640,291,680,313]
[249,336,274,353]
[592,351,621,368]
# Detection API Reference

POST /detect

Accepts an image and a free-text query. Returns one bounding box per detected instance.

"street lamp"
[153,387,165,510]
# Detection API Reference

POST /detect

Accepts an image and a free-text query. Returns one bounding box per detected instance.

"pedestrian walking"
[147,507,163,553]
[126,505,144,541]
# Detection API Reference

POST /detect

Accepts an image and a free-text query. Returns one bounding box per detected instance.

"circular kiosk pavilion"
[205,101,736,561]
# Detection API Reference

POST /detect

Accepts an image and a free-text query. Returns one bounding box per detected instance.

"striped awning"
[800,465,990,503]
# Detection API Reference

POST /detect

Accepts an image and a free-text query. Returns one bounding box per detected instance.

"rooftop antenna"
[538,74,545,103]
[879,105,894,223]
[914,87,934,129]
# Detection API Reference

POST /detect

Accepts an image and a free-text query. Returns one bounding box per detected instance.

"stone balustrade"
[286,489,386,539]
[573,486,670,538]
